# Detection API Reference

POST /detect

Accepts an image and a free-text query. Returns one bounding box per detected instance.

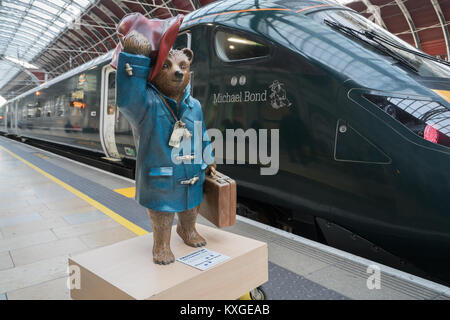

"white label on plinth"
[177,248,230,271]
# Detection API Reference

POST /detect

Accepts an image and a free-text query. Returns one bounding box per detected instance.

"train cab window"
[173,31,191,50]
[215,31,270,62]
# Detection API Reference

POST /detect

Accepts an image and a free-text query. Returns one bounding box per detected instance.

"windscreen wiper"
[362,30,450,67]
[324,19,418,72]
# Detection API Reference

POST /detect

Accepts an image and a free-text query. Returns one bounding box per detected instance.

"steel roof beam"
[69,28,98,51]
[189,0,200,10]
[81,14,116,49]
[48,36,86,68]
[431,0,450,60]
[0,3,33,57]
[0,24,54,42]
[79,25,109,53]
[394,0,421,49]
[0,13,61,38]
[0,38,41,51]
[0,58,41,86]
[113,0,133,15]
[361,0,387,29]
[162,0,177,17]
[0,30,52,46]
[96,3,121,24]
[61,34,88,65]
[16,10,72,63]
[100,0,127,20]
[121,0,152,17]
[35,52,65,72]
[2,0,75,33]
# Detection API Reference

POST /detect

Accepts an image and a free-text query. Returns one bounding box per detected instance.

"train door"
[0,104,4,132]
[13,100,18,135]
[6,103,11,134]
[100,65,121,160]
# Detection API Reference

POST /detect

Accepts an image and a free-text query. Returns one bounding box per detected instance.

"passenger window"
[215,30,269,62]
[35,102,42,118]
[107,72,116,116]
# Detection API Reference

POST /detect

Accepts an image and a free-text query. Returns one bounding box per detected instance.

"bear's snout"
[174,70,184,79]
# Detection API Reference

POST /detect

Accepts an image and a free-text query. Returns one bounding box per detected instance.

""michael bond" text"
[213,90,267,104]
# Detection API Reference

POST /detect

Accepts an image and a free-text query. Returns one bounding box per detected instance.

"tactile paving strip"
[261,262,348,300]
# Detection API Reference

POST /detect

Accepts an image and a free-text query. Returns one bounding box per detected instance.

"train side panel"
[16,66,104,154]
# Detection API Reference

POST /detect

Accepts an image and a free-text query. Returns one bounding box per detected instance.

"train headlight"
[364,94,450,148]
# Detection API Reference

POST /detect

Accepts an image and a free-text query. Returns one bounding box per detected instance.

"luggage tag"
[168,120,186,148]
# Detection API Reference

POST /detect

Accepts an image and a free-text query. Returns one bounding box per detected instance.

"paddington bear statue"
[113,13,215,265]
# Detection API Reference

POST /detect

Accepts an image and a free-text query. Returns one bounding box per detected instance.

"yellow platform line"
[114,187,136,198]
[0,145,148,236]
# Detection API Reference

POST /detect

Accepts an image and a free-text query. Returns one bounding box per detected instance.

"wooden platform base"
[68,224,268,300]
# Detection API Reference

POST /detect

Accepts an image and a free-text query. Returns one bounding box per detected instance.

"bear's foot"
[177,224,207,248]
[152,246,175,265]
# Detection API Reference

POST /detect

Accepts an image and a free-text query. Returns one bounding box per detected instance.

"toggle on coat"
[116,52,214,212]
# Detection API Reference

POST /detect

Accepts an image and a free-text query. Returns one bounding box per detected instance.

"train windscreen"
[309,9,450,78]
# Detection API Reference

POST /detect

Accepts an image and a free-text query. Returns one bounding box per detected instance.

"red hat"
[110,12,184,82]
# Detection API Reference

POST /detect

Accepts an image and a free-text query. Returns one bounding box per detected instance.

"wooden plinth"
[68,224,268,300]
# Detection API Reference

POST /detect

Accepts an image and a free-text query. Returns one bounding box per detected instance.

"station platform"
[0,135,449,300]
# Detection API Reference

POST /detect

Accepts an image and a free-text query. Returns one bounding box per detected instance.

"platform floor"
[0,135,449,300]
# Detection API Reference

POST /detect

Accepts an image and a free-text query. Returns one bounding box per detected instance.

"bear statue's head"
[151,48,193,103]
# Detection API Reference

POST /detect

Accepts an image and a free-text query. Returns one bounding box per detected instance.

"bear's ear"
[182,48,194,63]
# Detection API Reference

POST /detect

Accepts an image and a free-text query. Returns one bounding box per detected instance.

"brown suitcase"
[199,171,236,228]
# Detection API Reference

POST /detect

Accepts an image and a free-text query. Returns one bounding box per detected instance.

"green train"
[1,0,449,283]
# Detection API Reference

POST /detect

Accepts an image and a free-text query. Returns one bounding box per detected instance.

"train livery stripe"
[184,8,292,25]
[432,89,450,103]
[295,5,331,13]
[0,145,148,236]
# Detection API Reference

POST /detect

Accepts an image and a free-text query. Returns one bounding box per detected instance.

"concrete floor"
[0,144,136,300]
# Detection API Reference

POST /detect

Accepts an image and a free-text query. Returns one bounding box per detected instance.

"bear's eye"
[162,63,169,69]
[180,63,186,70]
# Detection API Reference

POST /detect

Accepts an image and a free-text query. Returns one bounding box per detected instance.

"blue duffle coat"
[116,52,213,212]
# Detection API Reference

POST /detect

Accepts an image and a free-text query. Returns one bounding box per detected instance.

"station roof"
[0,0,215,101]
[343,0,450,60]
[0,0,97,98]
[0,0,449,103]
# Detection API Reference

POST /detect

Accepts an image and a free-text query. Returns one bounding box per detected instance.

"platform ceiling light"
[0,95,6,107]
[4,56,38,69]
